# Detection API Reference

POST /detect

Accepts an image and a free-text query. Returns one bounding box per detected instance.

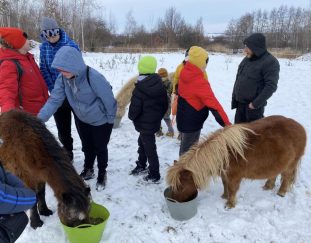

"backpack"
[0,59,23,107]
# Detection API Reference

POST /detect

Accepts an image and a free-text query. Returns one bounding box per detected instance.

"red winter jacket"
[177,62,230,132]
[0,48,48,115]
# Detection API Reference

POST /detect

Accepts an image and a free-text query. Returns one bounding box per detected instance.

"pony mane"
[14,111,88,205]
[167,124,255,191]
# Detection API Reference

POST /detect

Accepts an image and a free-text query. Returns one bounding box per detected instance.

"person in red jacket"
[0,27,48,115]
[177,46,231,156]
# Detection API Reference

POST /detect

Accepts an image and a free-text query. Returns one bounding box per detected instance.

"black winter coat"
[232,34,280,109]
[128,74,168,134]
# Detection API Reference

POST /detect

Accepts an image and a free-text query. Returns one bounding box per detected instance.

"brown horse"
[0,110,91,229]
[166,116,306,208]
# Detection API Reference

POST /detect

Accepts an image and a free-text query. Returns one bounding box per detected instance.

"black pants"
[74,116,113,175]
[137,133,160,176]
[53,98,73,159]
[234,103,264,124]
[0,227,9,243]
[179,130,201,156]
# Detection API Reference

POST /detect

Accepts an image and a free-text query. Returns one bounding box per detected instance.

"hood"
[243,33,267,57]
[136,74,165,98]
[180,62,205,84]
[51,46,85,76]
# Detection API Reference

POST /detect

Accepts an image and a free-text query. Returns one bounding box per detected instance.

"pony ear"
[173,160,178,165]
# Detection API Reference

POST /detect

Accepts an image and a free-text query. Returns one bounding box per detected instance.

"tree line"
[225,5,311,52]
[1,1,310,52]
[0,0,205,51]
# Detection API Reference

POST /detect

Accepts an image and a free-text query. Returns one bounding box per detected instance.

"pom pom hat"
[0,27,27,49]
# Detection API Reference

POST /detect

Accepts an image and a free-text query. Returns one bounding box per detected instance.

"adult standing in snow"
[128,56,168,183]
[0,160,36,243]
[0,27,48,115]
[231,33,280,123]
[40,17,80,161]
[177,46,231,156]
[37,46,117,191]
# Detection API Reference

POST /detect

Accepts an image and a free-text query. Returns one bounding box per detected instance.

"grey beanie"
[41,17,59,31]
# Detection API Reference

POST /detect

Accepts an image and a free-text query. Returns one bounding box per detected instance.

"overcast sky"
[99,0,310,34]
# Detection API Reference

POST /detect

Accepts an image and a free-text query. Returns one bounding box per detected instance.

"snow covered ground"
[17,50,311,243]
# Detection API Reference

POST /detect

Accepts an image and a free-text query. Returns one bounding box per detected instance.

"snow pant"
[179,130,201,156]
[0,212,28,243]
[137,133,160,176]
[74,116,113,175]
[234,103,264,124]
[53,98,74,160]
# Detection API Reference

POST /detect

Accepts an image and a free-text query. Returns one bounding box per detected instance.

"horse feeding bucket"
[164,187,198,221]
[62,202,110,243]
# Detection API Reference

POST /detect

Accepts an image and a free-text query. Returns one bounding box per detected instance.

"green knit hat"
[137,56,157,74]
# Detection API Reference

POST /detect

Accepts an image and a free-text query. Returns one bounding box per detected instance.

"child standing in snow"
[156,68,174,137]
[128,56,168,183]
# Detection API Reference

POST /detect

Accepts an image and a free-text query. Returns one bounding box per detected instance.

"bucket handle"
[75,224,92,228]
[166,197,179,203]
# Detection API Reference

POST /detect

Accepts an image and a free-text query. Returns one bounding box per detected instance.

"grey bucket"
[113,117,122,129]
[164,187,198,221]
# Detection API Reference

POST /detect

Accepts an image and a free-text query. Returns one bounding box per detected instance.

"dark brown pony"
[0,110,91,229]
[166,116,306,208]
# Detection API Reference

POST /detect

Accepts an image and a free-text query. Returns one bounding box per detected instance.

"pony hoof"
[30,219,44,229]
[39,208,53,216]
[277,191,286,197]
[225,202,235,209]
[263,185,273,190]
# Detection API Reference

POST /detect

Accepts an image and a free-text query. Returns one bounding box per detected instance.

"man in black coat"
[232,33,280,123]
[128,56,168,183]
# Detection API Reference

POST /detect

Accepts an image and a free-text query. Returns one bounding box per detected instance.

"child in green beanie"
[128,56,168,183]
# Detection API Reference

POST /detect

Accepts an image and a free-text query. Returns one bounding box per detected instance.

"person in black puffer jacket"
[232,33,280,123]
[128,56,168,183]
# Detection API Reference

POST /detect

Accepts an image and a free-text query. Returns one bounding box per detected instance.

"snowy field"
[17,49,311,243]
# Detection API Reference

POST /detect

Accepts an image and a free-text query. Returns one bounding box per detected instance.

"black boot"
[129,164,148,176]
[96,172,107,191]
[143,172,160,183]
[80,168,95,180]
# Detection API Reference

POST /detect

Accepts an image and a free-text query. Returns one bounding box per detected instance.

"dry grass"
[206,43,231,54]
[269,48,303,59]
[97,46,183,53]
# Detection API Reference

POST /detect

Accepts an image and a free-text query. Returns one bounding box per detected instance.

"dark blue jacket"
[128,74,168,134]
[0,163,36,214]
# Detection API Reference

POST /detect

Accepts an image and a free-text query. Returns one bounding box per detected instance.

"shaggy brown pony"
[0,110,91,229]
[166,116,306,208]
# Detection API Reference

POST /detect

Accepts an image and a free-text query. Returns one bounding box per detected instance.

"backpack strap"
[0,59,23,107]
[86,65,90,86]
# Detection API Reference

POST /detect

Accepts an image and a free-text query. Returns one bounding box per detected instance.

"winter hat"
[0,27,27,49]
[158,68,168,78]
[41,17,59,31]
[188,46,209,69]
[243,33,266,57]
[138,56,157,74]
